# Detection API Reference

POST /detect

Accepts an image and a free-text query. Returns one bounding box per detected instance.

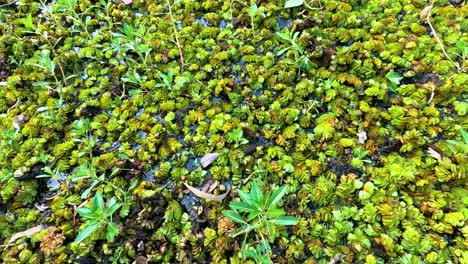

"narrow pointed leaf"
[77,208,95,219]
[93,193,105,213]
[237,189,255,206]
[266,222,276,241]
[266,208,285,218]
[277,47,290,56]
[250,180,263,204]
[247,211,261,221]
[267,186,287,210]
[230,224,256,237]
[270,216,299,225]
[106,222,119,241]
[284,0,304,8]
[75,222,100,243]
[229,202,256,213]
[107,200,122,216]
[222,210,246,224]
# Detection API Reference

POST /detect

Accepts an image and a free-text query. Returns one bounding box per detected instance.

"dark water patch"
[81,106,102,117]
[327,158,363,177]
[143,166,158,182]
[135,108,144,119]
[132,144,142,150]
[46,172,68,189]
[186,155,199,172]
[109,141,122,152]
[195,17,209,27]
[220,19,228,29]
[212,96,222,104]
[137,130,147,139]
[277,18,293,30]
[404,73,443,86]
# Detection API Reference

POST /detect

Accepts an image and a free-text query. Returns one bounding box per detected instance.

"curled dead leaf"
[132,256,148,264]
[184,182,230,201]
[427,147,442,160]
[8,224,46,243]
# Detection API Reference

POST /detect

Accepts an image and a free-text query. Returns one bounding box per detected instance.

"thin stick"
[426,2,461,73]
[427,84,435,104]
[167,0,185,71]
[57,60,68,87]
[0,0,17,8]
[6,99,20,113]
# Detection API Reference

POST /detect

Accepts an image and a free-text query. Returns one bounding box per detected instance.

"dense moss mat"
[0,0,467,263]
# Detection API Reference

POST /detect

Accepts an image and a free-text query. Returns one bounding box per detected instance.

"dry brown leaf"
[12,113,26,130]
[427,147,442,160]
[132,256,148,264]
[8,224,46,243]
[420,4,433,20]
[207,181,219,193]
[184,182,230,201]
[35,204,49,212]
[199,153,220,168]
[328,254,344,264]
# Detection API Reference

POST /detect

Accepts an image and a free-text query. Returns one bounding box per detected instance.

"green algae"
[0,0,467,263]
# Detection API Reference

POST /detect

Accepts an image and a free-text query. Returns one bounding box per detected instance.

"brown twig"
[57,60,68,87]
[425,2,461,73]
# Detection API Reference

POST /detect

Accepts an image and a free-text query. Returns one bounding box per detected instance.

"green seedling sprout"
[223,180,299,263]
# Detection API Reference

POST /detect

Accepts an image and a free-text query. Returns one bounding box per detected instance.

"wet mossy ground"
[0,0,467,263]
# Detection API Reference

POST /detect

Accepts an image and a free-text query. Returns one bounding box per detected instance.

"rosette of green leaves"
[75,193,122,243]
[222,180,299,262]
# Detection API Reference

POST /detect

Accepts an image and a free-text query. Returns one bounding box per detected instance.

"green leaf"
[461,129,468,143]
[266,208,285,218]
[276,47,290,56]
[249,3,257,15]
[92,193,105,213]
[229,202,257,213]
[238,189,255,206]
[267,186,287,210]
[80,182,97,199]
[250,180,263,205]
[284,0,304,8]
[129,179,139,190]
[230,223,257,237]
[222,210,247,224]
[266,222,276,241]
[106,222,119,241]
[107,197,122,216]
[270,216,299,225]
[129,89,144,95]
[77,208,95,219]
[385,71,403,85]
[75,222,100,243]
[247,211,261,221]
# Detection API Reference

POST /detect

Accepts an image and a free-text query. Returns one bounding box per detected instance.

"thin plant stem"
[167,0,185,71]
[426,2,461,73]
[0,0,17,8]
